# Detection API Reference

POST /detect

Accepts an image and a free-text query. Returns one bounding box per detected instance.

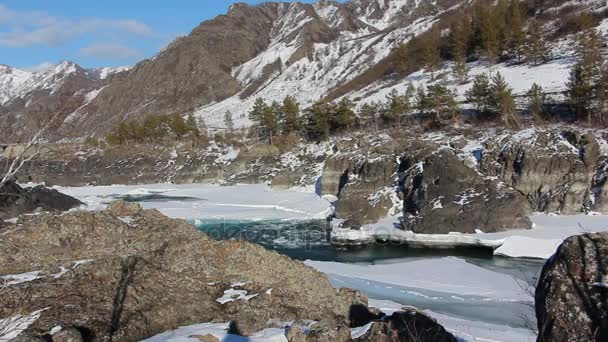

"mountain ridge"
[0,0,605,142]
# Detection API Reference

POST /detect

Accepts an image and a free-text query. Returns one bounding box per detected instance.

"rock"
[0,202,360,341]
[399,145,532,234]
[189,334,220,342]
[51,327,83,342]
[0,180,82,220]
[480,129,598,214]
[107,200,142,216]
[353,307,456,342]
[286,324,306,342]
[323,152,398,226]
[535,232,608,341]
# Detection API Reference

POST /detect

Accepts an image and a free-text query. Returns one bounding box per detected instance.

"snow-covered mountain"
[0,62,131,106]
[0,0,605,141]
[89,66,132,80]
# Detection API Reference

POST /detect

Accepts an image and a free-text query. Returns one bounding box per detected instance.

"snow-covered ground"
[332,213,608,259]
[55,183,334,221]
[141,322,287,342]
[368,299,536,342]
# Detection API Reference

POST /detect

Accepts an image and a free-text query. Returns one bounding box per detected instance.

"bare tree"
[1,116,56,189]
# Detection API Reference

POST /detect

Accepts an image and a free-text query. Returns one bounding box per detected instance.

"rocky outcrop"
[0,180,82,220]
[398,141,532,234]
[320,135,400,227]
[352,306,456,342]
[0,201,364,341]
[481,129,606,214]
[535,232,608,341]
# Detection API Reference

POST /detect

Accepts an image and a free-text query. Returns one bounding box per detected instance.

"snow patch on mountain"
[90,66,131,79]
[195,2,441,129]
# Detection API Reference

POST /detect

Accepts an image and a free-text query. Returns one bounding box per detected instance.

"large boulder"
[0,180,82,220]
[535,232,608,341]
[0,201,363,341]
[399,142,532,234]
[352,306,456,342]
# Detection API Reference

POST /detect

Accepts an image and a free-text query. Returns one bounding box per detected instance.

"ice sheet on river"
[305,257,531,302]
[332,213,608,259]
[55,183,333,221]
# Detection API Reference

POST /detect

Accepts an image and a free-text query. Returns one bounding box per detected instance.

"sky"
[0,0,324,71]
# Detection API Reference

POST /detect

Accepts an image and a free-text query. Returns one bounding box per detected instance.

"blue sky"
[0,0,322,70]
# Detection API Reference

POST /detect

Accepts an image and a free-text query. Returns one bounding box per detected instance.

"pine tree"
[466,73,491,112]
[359,102,379,131]
[305,101,331,141]
[507,0,525,61]
[494,0,510,56]
[415,86,431,114]
[423,26,442,78]
[261,104,278,145]
[578,27,603,82]
[478,4,499,63]
[566,63,594,123]
[186,113,200,138]
[451,16,471,82]
[143,114,163,143]
[405,83,416,99]
[249,98,268,125]
[526,83,546,121]
[566,27,604,123]
[223,111,234,133]
[597,63,608,123]
[332,98,356,131]
[382,89,410,127]
[282,95,300,135]
[525,21,548,65]
[169,113,189,140]
[490,72,519,127]
[270,100,284,125]
[427,84,459,122]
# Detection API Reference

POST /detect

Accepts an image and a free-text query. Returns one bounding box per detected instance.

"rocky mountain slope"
[1,0,457,141]
[0,62,128,142]
[1,0,606,141]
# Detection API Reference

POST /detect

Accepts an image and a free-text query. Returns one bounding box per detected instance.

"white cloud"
[0,4,153,47]
[79,43,141,60]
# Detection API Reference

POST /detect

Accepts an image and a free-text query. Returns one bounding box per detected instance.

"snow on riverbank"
[368,299,536,342]
[332,213,608,259]
[55,183,333,221]
[141,322,287,342]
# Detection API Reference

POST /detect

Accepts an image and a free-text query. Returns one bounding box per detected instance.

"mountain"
[0,62,134,142]
[0,0,454,141]
[0,0,605,142]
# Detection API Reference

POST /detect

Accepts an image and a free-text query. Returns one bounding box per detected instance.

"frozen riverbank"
[332,213,608,259]
[54,183,334,221]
